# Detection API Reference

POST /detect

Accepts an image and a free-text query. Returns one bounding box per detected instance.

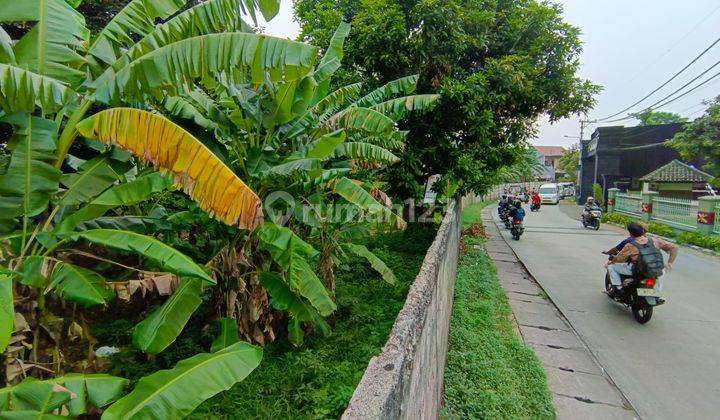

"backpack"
[630,238,665,279]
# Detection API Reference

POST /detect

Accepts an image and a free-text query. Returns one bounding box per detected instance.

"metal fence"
[615,193,642,216]
[715,203,720,234]
[651,197,698,231]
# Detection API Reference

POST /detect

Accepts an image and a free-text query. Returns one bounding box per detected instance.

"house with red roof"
[534,145,566,181]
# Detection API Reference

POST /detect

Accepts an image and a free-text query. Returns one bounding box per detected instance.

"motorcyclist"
[604,222,678,291]
[531,190,541,210]
[583,196,601,223]
[498,194,510,212]
[509,199,525,223]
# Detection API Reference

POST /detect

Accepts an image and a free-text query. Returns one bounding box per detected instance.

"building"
[534,146,566,181]
[578,123,691,203]
[640,159,714,200]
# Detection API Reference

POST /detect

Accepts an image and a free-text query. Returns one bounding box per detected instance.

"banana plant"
[1,0,279,417]
[73,22,438,346]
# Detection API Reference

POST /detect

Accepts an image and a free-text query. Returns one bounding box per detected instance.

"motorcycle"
[530,202,540,212]
[583,209,602,230]
[603,261,664,324]
[498,206,511,228]
[510,218,524,240]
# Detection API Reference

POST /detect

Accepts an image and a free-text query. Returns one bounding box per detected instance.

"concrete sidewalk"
[481,207,638,419]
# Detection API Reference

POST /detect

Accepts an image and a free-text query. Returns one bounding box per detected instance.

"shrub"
[647,222,675,238]
[593,183,604,205]
[602,212,633,226]
[677,232,720,252]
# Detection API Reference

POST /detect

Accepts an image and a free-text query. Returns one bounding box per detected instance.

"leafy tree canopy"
[295,0,600,197]
[634,109,687,126]
[557,143,579,182]
[668,98,720,176]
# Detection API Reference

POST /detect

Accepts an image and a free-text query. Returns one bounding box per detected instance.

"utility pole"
[577,117,597,203]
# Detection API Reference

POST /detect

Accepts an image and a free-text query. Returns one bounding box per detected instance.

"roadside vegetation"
[442,203,554,419]
[194,225,435,418]
[1,0,596,417]
[603,213,720,252]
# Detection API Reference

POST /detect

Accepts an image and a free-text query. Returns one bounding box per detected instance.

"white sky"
[262,1,720,148]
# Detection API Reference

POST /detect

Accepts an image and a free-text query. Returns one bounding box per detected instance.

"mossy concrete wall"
[342,199,461,419]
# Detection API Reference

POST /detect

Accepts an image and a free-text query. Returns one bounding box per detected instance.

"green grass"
[462,200,491,228]
[441,228,555,418]
[192,225,437,419]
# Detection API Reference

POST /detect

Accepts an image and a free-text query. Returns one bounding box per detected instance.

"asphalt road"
[495,204,720,420]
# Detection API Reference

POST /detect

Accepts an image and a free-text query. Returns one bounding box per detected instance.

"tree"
[633,110,687,126]
[668,98,720,176]
[295,0,600,197]
[0,0,283,416]
[497,147,546,182]
[557,144,580,182]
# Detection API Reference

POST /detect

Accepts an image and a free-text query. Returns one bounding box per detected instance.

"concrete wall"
[342,199,462,420]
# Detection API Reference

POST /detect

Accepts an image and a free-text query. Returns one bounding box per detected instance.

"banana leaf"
[0,274,12,353]
[210,318,240,352]
[333,142,399,163]
[59,157,124,206]
[48,263,115,307]
[69,229,214,284]
[133,278,202,354]
[101,341,262,419]
[333,177,406,229]
[54,172,173,234]
[0,64,76,113]
[355,75,419,107]
[257,223,336,316]
[1,0,89,86]
[0,114,61,218]
[346,244,396,284]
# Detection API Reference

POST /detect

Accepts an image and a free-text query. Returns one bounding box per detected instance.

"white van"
[539,183,560,204]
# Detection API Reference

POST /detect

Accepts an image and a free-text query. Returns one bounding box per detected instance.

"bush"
[677,232,720,252]
[602,212,633,226]
[647,222,675,238]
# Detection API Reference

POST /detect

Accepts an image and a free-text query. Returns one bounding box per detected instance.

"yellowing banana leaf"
[102,341,262,419]
[133,278,202,354]
[69,229,214,284]
[2,0,89,86]
[0,64,77,113]
[49,263,115,307]
[92,33,317,104]
[346,244,397,284]
[333,177,406,229]
[257,223,336,316]
[0,115,61,218]
[210,317,240,352]
[0,274,13,353]
[76,108,263,230]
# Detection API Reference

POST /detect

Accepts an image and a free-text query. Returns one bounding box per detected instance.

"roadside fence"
[608,188,720,236]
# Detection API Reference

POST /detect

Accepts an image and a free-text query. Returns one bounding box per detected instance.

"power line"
[622,3,720,87]
[597,35,720,121]
[602,59,720,123]
[650,69,720,110]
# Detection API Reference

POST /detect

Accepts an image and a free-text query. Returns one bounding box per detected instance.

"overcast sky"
[261,1,720,148]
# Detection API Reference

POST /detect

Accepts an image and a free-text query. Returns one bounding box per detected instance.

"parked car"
[539,183,560,204]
